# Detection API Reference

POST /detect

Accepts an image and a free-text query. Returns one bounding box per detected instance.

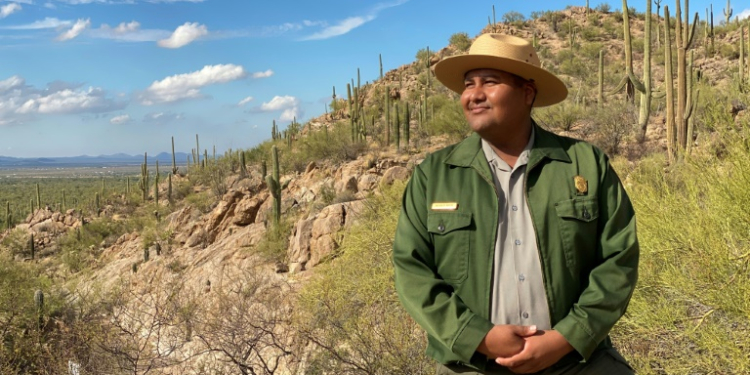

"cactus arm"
[686,12,699,49]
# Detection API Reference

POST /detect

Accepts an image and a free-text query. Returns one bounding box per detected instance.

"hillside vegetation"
[1,3,750,374]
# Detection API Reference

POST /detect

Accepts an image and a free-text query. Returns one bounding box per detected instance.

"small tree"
[449,32,471,52]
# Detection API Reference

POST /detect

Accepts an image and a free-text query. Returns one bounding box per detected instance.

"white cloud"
[299,0,408,41]
[157,22,207,48]
[300,16,371,41]
[257,95,301,122]
[0,17,71,30]
[0,3,21,18]
[738,9,750,21]
[110,114,131,124]
[140,64,247,105]
[142,111,183,123]
[113,21,140,34]
[91,21,170,42]
[18,87,121,114]
[251,69,273,79]
[56,18,90,41]
[238,96,253,106]
[0,76,126,123]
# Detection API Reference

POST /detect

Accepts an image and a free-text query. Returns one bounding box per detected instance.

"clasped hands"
[476,325,574,374]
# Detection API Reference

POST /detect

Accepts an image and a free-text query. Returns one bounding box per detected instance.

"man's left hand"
[494,329,574,374]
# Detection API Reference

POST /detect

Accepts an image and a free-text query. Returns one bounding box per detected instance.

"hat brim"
[434,54,568,107]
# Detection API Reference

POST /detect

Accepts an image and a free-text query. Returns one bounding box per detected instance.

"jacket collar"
[444,122,571,172]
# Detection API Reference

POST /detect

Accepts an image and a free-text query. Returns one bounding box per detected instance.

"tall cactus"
[154,160,160,206]
[598,50,605,107]
[171,136,178,175]
[379,53,384,80]
[404,103,410,148]
[395,103,401,151]
[665,6,676,162]
[34,289,44,329]
[29,233,35,259]
[36,183,41,211]
[723,0,732,24]
[655,0,663,48]
[614,0,646,104]
[674,0,700,153]
[264,146,281,226]
[195,134,200,167]
[639,0,653,137]
[95,192,100,215]
[5,201,10,231]
[140,152,149,202]
[740,25,745,88]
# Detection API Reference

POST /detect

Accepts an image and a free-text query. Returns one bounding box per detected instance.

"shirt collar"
[481,127,536,172]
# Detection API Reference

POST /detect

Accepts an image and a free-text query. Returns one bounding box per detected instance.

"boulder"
[233,195,264,226]
[381,166,411,186]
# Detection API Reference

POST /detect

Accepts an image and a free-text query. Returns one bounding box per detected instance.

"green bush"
[613,132,750,373]
[421,95,469,141]
[295,182,432,375]
[448,32,471,52]
[502,11,525,24]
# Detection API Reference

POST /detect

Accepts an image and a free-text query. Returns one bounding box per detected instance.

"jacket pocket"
[427,212,472,284]
[554,197,599,275]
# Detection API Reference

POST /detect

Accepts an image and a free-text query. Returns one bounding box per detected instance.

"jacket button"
[438,224,445,232]
[582,207,591,220]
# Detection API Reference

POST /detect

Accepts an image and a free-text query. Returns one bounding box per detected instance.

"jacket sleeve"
[553,155,639,360]
[392,164,494,363]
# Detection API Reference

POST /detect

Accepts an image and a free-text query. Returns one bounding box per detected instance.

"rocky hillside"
[2,5,749,374]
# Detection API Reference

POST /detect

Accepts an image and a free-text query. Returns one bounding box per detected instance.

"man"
[392,33,639,374]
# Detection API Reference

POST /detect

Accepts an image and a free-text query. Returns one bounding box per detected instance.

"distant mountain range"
[0,152,192,168]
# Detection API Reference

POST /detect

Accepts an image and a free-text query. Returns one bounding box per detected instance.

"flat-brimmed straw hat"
[434,33,568,107]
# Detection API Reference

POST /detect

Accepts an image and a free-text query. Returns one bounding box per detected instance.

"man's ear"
[524,83,537,107]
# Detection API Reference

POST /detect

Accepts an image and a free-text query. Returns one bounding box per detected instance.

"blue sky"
[1,0,748,157]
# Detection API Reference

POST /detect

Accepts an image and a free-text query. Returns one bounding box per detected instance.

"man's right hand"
[476,325,537,358]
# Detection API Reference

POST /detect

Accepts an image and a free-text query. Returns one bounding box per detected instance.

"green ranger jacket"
[392,125,639,370]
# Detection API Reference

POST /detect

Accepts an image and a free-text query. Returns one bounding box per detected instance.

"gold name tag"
[431,202,458,211]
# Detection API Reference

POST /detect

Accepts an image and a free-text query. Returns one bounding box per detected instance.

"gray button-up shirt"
[481,130,552,330]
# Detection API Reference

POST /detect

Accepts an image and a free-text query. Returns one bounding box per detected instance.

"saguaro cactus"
[264,146,282,226]
[723,0,732,24]
[598,50,605,107]
[34,289,44,329]
[168,173,173,204]
[5,202,10,231]
[740,25,746,88]
[36,183,41,211]
[639,0,654,137]
[195,134,200,167]
[171,136,178,175]
[665,6,676,161]
[404,103,410,147]
[29,233,35,259]
[674,0,700,153]
[140,153,149,201]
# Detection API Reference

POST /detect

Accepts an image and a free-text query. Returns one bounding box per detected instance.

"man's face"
[460,69,536,137]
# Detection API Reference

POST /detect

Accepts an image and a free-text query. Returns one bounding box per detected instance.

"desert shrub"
[718,42,739,59]
[502,11,525,25]
[448,32,471,52]
[295,182,432,375]
[254,218,293,264]
[587,104,638,156]
[533,100,585,131]
[421,95,469,141]
[595,2,611,13]
[612,131,750,373]
[285,121,367,173]
[581,24,602,41]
